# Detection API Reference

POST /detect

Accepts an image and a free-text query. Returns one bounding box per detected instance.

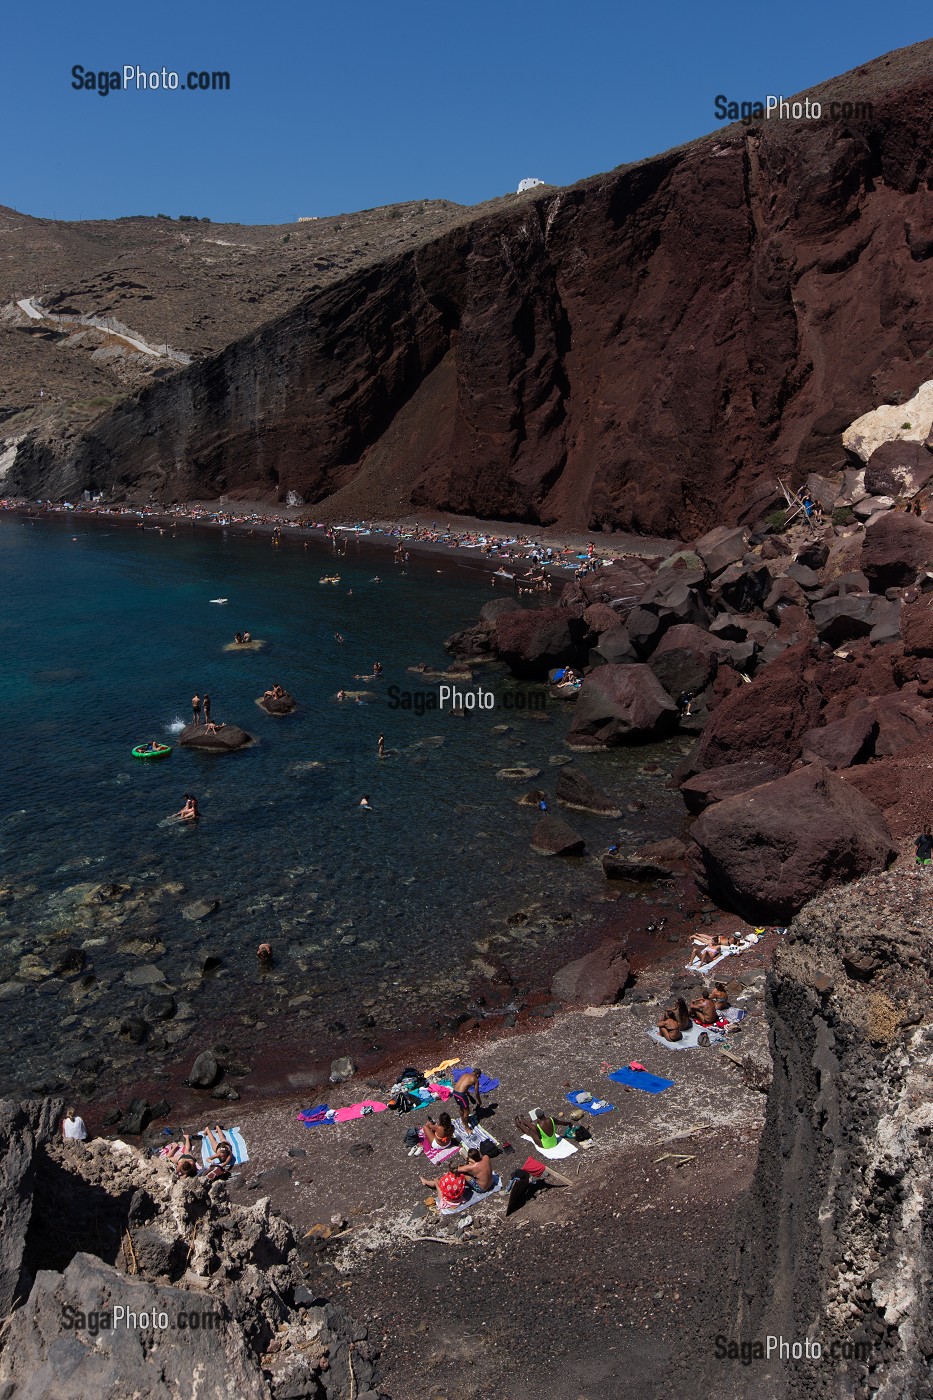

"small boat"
[132,743,172,760]
[210,597,228,604]
[319,575,341,584]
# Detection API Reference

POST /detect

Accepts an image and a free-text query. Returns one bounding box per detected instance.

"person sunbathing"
[514,1109,572,1150]
[710,981,731,1013]
[422,1112,455,1149]
[657,997,692,1042]
[689,991,718,1026]
[162,1135,198,1178]
[693,932,741,965]
[201,1126,234,1180]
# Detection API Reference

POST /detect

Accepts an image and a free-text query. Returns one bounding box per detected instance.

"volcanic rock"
[810,592,901,645]
[492,607,584,678]
[121,1098,152,1135]
[843,378,933,462]
[186,1050,221,1088]
[692,525,749,578]
[569,665,678,746]
[602,855,673,882]
[861,511,933,592]
[690,764,896,922]
[801,710,879,769]
[530,815,585,856]
[257,691,297,715]
[678,761,784,813]
[552,939,631,1005]
[179,723,252,752]
[647,623,727,698]
[555,767,622,817]
[329,1056,356,1083]
[864,439,933,498]
[589,626,638,666]
[900,597,933,656]
[689,641,822,775]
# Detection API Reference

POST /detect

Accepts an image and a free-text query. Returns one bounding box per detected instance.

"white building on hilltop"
[517,177,545,193]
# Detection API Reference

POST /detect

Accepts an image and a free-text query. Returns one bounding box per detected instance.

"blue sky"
[2,1,930,225]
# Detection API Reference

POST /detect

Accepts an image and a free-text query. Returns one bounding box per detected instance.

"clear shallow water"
[0,516,685,1098]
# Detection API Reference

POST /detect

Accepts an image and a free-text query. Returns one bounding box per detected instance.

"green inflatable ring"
[132,744,172,760]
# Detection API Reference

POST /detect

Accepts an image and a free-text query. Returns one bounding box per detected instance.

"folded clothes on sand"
[438,1174,502,1215]
[646,1023,725,1051]
[565,1091,614,1115]
[608,1067,674,1094]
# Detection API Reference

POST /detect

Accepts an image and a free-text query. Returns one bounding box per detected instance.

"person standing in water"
[191,692,202,727]
[377,734,385,758]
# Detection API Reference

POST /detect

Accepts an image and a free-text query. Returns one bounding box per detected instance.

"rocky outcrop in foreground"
[0,1103,381,1399]
[718,870,933,1399]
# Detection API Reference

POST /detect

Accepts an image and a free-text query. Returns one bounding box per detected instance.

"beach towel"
[646,1023,724,1051]
[720,1006,748,1025]
[521,1134,577,1159]
[297,1105,337,1128]
[438,1174,503,1215]
[423,1058,460,1078]
[419,1129,460,1164]
[608,1067,674,1094]
[453,1120,499,1151]
[333,1101,387,1123]
[426,1083,452,1100]
[200,1127,248,1167]
[565,1091,614,1115]
[685,933,758,974]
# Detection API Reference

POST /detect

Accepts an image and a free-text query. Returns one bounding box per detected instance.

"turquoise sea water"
[0,515,684,1099]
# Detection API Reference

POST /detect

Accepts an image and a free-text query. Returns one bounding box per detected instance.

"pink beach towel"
[333,1101,387,1123]
[418,1128,459,1164]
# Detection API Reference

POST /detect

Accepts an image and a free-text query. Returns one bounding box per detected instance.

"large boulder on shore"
[552,940,631,1005]
[569,665,678,747]
[530,815,585,856]
[861,512,933,593]
[648,623,728,699]
[179,723,252,751]
[810,593,901,646]
[864,440,933,499]
[679,761,784,813]
[692,525,749,578]
[691,764,896,923]
[689,641,822,775]
[492,606,584,677]
[801,709,879,769]
[901,597,933,657]
[555,766,621,816]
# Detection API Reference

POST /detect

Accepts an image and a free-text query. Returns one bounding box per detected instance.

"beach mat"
[333,1101,387,1123]
[521,1134,577,1159]
[438,1174,502,1216]
[200,1127,248,1167]
[608,1067,674,1094]
[646,1023,724,1051]
[419,1130,459,1164]
[297,1105,336,1128]
[453,1120,499,1151]
[565,1091,614,1115]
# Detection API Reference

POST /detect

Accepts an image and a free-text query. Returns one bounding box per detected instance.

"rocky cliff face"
[721,870,933,1399]
[0,1103,382,1399]
[8,41,933,534]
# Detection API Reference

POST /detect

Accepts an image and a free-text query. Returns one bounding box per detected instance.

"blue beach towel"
[456,1069,500,1094]
[298,1104,336,1128]
[608,1067,674,1094]
[200,1126,249,1166]
[566,1091,614,1115]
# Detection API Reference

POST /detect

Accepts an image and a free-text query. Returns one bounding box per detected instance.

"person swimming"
[359,795,372,809]
[377,733,385,758]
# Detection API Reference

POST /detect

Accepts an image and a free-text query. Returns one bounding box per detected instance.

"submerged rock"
[555,766,622,817]
[530,815,585,856]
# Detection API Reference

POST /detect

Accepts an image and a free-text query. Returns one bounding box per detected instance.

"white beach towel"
[453,1121,499,1152]
[520,1134,578,1159]
[200,1126,249,1167]
[646,1023,725,1051]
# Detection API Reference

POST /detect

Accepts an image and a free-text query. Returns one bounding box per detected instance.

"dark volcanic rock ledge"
[8,41,933,535]
[720,870,933,1399]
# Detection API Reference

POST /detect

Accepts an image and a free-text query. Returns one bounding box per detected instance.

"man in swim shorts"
[191,692,201,727]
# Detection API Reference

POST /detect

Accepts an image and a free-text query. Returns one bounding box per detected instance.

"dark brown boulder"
[569,664,678,746]
[530,815,585,856]
[648,623,727,699]
[690,764,896,923]
[866,693,933,756]
[179,723,252,751]
[555,767,622,817]
[589,626,638,667]
[861,513,933,593]
[864,440,933,499]
[552,939,631,1005]
[710,559,773,614]
[679,761,784,813]
[692,525,749,578]
[801,710,879,769]
[602,855,673,882]
[257,691,297,715]
[493,607,583,677]
[582,602,622,634]
[690,641,822,775]
[901,598,933,657]
[810,593,900,646]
